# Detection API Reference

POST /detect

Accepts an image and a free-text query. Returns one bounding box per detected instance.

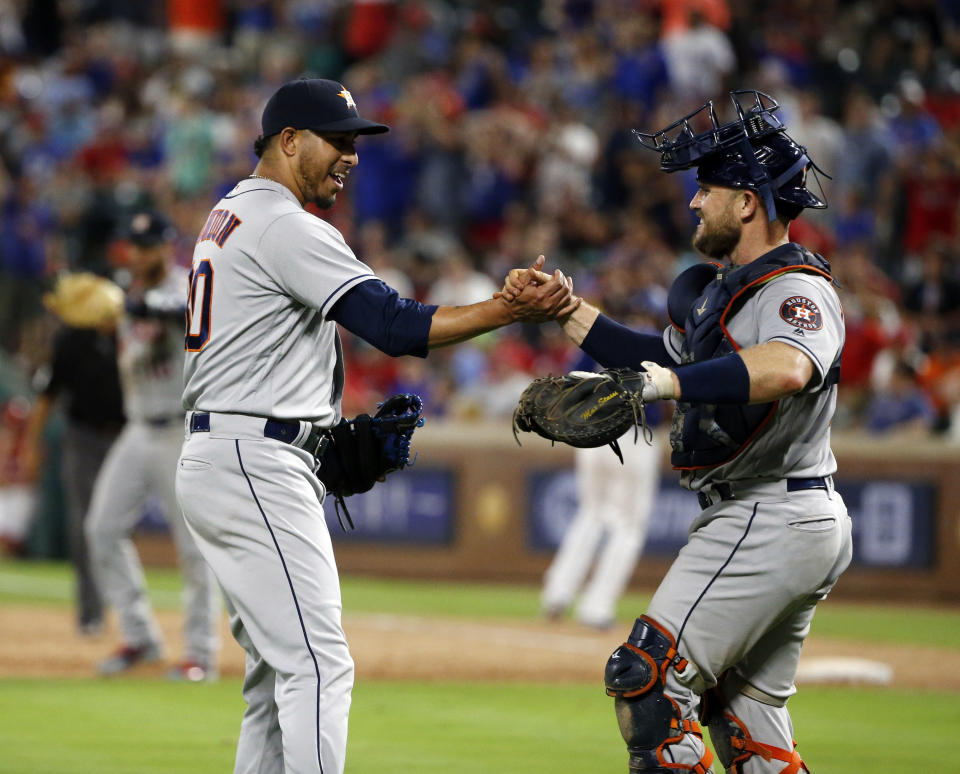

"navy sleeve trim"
[319,273,377,317]
[674,353,751,405]
[581,313,670,369]
[328,279,437,357]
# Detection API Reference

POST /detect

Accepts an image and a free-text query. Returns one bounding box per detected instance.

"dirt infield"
[1,604,957,691]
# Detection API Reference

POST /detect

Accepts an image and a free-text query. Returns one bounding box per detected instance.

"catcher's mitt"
[43,272,124,329]
[318,393,425,529]
[513,369,653,462]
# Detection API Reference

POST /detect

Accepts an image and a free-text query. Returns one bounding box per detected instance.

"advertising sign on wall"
[526,471,936,569]
[323,468,455,544]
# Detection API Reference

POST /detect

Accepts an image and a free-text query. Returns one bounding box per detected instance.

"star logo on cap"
[337,87,356,110]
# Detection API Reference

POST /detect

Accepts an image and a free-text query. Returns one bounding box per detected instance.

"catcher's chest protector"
[669,244,838,470]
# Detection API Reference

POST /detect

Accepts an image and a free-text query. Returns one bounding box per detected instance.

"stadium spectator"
[661,10,736,104]
[0,0,957,450]
[864,360,938,435]
[902,240,960,350]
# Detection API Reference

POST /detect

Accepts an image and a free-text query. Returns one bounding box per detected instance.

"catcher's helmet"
[634,90,828,220]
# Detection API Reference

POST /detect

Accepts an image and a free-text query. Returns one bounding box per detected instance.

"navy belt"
[786,477,831,493]
[189,412,329,458]
[697,477,829,509]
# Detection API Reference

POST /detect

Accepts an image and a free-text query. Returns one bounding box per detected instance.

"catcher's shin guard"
[605,616,714,773]
[699,675,809,774]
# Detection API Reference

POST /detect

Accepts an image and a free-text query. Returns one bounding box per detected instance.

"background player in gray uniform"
[505,91,852,773]
[541,430,661,630]
[541,350,663,630]
[86,211,220,680]
[175,78,578,774]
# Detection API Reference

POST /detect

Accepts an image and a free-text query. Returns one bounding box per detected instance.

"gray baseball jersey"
[663,271,844,489]
[641,267,851,773]
[86,265,220,670]
[118,266,190,421]
[177,177,383,774]
[182,177,376,424]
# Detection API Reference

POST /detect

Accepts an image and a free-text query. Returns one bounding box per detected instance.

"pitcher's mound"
[796,657,893,685]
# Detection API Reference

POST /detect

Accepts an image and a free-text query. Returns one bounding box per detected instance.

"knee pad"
[701,673,808,774]
[605,615,713,773]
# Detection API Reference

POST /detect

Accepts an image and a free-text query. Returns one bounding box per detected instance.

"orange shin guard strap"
[657,717,715,773]
[723,710,808,774]
[730,736,807,774]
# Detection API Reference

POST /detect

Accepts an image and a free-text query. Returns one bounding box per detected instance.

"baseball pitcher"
[174,78,578,774]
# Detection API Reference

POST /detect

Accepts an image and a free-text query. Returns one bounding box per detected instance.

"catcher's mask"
[633,90,829,221]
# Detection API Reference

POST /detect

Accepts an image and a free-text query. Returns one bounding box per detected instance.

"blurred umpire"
[21,284,125,635]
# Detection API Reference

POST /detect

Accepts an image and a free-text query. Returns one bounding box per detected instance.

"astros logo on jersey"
[337,87,357,110]
[779,295,822,330]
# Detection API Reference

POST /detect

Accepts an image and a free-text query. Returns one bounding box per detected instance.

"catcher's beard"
[693,208,741,259]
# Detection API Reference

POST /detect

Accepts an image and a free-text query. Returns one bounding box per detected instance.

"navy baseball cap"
[261,78,389,138]
[127,211,176,247]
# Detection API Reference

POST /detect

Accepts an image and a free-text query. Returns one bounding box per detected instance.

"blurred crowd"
[1,0,960,548]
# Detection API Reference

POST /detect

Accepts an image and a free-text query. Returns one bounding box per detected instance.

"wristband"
[675,353,751,404]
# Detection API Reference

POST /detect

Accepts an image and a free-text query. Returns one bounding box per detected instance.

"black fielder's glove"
[512,369,653,463]
[318,393,425,529]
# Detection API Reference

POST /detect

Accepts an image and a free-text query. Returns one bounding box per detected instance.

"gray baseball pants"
[85,420,220,665]
[176,414,354,774]
[645,478,852,773]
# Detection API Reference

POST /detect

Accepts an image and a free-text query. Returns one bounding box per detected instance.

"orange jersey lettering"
[197,209,242,247]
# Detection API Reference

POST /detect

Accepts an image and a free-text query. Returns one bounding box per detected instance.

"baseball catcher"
[317,393,425,528]
[501,90,851,774]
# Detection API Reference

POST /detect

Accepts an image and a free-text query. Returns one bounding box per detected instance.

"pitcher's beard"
[298,157,338,210]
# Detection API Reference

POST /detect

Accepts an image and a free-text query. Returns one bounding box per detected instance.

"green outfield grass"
[1,559,959,773]
[0,678,956,773]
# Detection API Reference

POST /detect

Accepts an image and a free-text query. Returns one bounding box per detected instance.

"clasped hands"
[494,255,582,323]
[496,259,679,403]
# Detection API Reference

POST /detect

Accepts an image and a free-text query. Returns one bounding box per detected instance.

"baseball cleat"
[577,616,616,631]
[166,661,218,682]
[97,642,162,675]
[542,603,567,622]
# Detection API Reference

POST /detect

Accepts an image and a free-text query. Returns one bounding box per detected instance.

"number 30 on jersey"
[185,260,213,351]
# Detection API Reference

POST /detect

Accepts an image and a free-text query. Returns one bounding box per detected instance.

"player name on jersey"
[197,209,242,248]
